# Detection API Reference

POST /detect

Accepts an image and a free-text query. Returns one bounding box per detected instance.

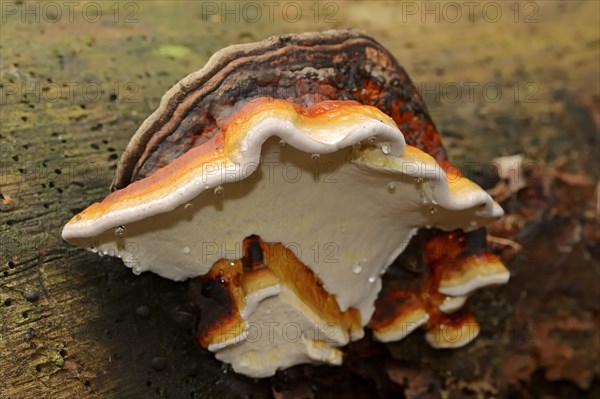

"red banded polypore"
[63,98,506,376]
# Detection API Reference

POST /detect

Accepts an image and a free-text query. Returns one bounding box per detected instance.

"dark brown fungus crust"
[112,29,446,190]
[242,234,265,272]
[188,266,241,349]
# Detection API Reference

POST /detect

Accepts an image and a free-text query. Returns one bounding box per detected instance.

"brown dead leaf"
[552,170,595,187]
[534,316,598,389]
[502,353,537,385]
[386,362,436,399]
[458,372,499,395]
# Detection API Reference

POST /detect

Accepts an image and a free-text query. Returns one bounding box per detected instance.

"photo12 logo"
[200,1,339,24]
[398,1,539,24]
[1,1,139,24]
[418,81,539,105]
[0,81,140,105]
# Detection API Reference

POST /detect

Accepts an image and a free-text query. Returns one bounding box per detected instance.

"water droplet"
[431,199,438,205]
[90,247,98,253]
[311,153,320,160]
[414,177,424,184]
[381,144,391,154]
[420,192,429,205]
[184,203,192,210]
[352,263,362,274]
[214,186,224,197]
[368,136,376,144]
[368,276,376,283]
[115,225,126,238]
[429,206,438,215]
[132,266,142,275]
[352,141,362,149]
[279,139,286,147]
[183,246,191,254]
[230,262,235,267]
[387,182,396,193]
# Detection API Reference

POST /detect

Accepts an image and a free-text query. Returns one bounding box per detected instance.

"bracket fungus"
[63,30,509,377]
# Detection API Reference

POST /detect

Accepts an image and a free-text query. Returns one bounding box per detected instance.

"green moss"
[153,44,190,60]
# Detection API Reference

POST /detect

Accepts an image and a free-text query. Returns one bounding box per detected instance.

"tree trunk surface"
[1,1,598,398]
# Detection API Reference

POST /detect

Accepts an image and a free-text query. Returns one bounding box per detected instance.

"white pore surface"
[215,286,345,378]
[66,132,501,325]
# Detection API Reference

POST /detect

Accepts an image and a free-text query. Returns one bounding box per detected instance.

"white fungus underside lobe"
[63,118,501,325]
[373,312,430,343]
[215,286,346,378]
[65,131,502,325]
[438,273,510,297]
[61,117,404,240]
[439,295,469,313]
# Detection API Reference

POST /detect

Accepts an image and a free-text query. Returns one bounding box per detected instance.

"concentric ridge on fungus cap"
[111,29,446,190]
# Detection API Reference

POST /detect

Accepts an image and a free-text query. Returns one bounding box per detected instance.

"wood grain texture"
[1,1,598,398]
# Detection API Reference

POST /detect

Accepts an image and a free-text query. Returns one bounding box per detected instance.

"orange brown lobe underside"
[190,235,362,349]
[370,229,503,344]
